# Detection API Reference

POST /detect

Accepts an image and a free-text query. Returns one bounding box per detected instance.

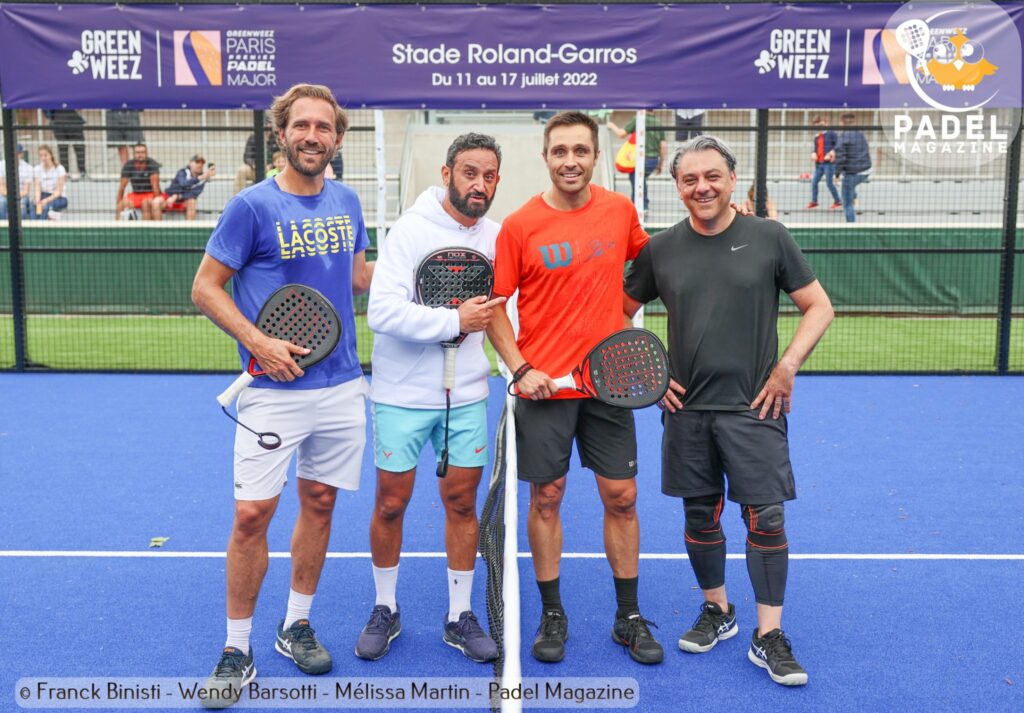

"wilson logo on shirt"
[539,242,572,269]
[275,215,356,260]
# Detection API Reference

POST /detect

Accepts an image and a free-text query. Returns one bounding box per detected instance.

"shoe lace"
[690,604,722,636]
[288,622,320,651]
[540,610,567,637]
[213,650,244,677]
[762,631,796,662]
[365,606,393,634]
[622,615,658,645]
[452,612,487,640]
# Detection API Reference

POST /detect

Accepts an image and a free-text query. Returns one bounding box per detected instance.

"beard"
[285,141,333,178]
[448,181,493,219]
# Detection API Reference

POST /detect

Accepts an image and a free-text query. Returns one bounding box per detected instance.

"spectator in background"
[0,143,34,220]
[607,110,667,211]
[152,154,215,221]
[806,115,841,210]
[47,109,88,179]
[30,145,68,220]
[235,126,278,193]
[107,109,145,166]
[116,142,161,220]
[266,151,287,178]
[675,109,705,141]
[743,184,778,221]
[834,113,872,223]
[329,149,344,182]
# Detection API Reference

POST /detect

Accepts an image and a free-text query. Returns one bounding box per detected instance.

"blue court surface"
[1,373,1022,713]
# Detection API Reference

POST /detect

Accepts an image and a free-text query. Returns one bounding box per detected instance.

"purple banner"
[0,3,1021,109]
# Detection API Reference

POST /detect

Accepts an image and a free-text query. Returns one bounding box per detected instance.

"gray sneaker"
[355,605,401,660]
[443,611,499,662]
[678,601,738,653]
[201,647,255,709]
[275,619,332,674]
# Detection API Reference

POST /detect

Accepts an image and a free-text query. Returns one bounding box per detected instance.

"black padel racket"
[216,284,341,449]
[552,328,670,409]
[414,247,494,475]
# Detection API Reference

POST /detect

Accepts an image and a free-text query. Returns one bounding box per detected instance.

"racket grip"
[217,372,255,407]
[552,374,575,392]
[442,346,457,390]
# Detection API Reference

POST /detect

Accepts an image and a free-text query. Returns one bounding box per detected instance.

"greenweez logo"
[882,1,1021,167]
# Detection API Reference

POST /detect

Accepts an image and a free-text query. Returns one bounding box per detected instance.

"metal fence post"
[253,109,267,182]
[996,114,1021,374]
[755,109,769,218]
[2,108,27,371]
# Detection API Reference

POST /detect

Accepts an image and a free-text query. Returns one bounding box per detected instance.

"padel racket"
[552,328,670,409]
[414,247,494,475]
[216,284,341,449]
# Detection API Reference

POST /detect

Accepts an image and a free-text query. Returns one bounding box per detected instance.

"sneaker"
[830,202,842,209]
[443,611,499,662]
[806,202,819,209]
[748,628,809,686]
[611,612,664,664]
[200,647,255,709]
[354,605,401,660]
[275,619,332,675]
[678,601,738,653]
[532,609,568,663]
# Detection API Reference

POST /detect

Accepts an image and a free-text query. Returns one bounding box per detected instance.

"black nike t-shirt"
[624,214,815,410]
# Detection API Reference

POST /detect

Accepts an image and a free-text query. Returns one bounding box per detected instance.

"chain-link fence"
[2,106,1022,373]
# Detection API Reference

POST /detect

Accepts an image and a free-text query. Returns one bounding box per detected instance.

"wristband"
[507,362,534,395]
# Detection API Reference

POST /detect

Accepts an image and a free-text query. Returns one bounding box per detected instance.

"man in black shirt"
[116,143,161,220]
[624,136,833,687]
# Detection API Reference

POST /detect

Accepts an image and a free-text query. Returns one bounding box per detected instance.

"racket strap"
[506,362,534,396]
[221,406,282,451]
[436,390,451,478]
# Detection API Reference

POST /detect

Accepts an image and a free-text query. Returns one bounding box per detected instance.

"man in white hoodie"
[358,134,506,663]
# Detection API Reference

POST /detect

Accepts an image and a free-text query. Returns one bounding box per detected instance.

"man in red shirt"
[487,111,663,666]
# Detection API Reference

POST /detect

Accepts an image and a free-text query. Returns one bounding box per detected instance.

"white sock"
[283,588,314,630]
[448,568,474,622]
[373,563,399,611]
[225,616,253,655]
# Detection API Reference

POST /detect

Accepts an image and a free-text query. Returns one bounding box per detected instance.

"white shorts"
[233,377,369,501]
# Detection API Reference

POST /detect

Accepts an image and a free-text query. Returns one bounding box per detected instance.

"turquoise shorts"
[372,399,489,472]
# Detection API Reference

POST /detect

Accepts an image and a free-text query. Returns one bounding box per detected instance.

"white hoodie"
[368,186,500,409]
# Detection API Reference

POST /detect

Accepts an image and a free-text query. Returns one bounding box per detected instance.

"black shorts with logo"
[662,409,796,504]
[514,397,637,483]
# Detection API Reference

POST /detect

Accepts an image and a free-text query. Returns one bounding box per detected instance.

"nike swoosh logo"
[731,244,748,252]
[474,446,486,454]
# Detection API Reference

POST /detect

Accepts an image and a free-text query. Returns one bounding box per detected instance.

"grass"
[0,313,1022,373]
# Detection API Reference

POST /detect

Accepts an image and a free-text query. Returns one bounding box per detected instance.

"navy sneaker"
[678,601,738,653]
[532,609,569,663]
[612,612,664,664]
[275,619,332,675]
[748,628,809,686]
[355,605,401,660]
[201,647,255,709]
[443,611,499,662]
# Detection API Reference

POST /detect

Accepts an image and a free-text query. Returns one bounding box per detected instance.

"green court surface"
[2,313,1021,373]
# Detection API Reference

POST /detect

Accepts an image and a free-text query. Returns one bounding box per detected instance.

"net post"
[2,108,28,370]
[374,109,388,242]
[754,108,769,218]
[996,112,1021,374]
[633,109,646,225]
[499,390,521,713]
[253,109,267,183]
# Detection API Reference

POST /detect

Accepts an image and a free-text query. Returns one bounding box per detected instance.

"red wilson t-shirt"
[493,185,649,398]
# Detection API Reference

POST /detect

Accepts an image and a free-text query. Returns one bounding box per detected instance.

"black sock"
[613,576,639,619]
[537,577,563,613]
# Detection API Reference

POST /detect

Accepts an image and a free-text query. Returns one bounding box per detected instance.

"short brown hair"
[840,112,857,124]
[270,83,349,136]
[543,111,599,153]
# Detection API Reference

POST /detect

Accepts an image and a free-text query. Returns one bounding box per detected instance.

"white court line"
[0,551,1021,561]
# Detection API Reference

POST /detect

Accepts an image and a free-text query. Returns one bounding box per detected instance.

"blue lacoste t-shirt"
[205,177,369,390]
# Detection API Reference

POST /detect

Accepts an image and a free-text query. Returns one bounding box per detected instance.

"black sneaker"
[532,609,568,663]
[678,601,738,653]
[275,619,332,675]
[611,612,664,664]
[748,628,809,686]
[200,647,255,709]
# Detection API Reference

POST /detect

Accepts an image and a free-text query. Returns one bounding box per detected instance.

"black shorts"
[514,397,637,483]
[662,409,796,504]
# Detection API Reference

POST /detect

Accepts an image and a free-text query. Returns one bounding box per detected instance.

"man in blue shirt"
[152,154,216,220]
[192,83,374,707]
[834,113,872,223]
